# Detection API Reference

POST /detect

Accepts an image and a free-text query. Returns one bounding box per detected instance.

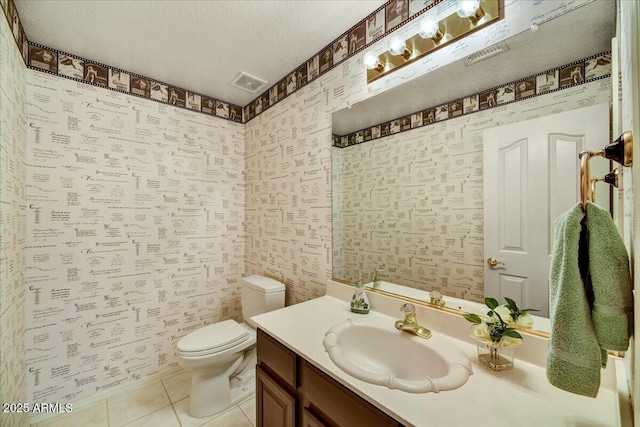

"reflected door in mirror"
[483,103,610,317]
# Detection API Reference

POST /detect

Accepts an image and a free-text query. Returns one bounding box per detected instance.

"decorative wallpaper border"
[26,41,244,123]
[242,0,445,122]
[4,0,613,147]
[1,0,245,123]
[332,51,612,147]
[4,0,442,126]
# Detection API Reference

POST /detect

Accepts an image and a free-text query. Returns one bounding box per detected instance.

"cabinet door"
[256,365,295,427]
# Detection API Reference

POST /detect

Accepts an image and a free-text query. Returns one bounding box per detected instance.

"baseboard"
[29,365,185,425]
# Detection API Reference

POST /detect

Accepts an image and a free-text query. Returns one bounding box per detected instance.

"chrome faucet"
[394,303,431,339]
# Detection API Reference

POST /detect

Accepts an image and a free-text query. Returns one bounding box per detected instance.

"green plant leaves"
[503,329,523,339]
[504,297,518,311]
[505,296,538,314]
[468,297,532,344]
[484,297,499,310]
[463,313,482,324]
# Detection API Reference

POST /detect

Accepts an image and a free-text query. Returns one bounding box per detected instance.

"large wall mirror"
[332,0,616,333]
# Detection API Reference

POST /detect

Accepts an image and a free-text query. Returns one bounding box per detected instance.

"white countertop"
[252,294,620,427]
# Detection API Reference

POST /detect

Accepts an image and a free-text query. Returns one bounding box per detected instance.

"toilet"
[176,275,285,418]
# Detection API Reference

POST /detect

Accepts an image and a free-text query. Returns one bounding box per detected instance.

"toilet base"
[230,375,255,408]
[188,364,256,418]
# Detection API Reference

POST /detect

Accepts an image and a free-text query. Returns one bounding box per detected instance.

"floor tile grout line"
[119,402,174,427]
[240,410,254,427]
[110,381,173,427]
[159,376,172,403]
[161,372,185,426]
[169,400,184,427]
[238,405,250,424]
[31,376,255,427]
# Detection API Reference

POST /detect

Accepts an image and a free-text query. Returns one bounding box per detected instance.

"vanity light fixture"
[364,0,502,84]
[456,0,485,22]
[388,36,412,61]
[363,51,384,72]
[418,15,445,43]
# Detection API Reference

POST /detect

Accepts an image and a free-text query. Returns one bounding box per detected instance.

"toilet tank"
[241,275,285,328]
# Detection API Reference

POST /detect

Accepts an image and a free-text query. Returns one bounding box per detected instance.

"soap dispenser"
[350,274,370,314]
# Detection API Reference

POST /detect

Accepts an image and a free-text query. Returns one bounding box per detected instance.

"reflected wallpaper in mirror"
[331,54,613,316]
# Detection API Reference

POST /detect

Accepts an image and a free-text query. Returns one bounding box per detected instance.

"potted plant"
[463,297,536,370]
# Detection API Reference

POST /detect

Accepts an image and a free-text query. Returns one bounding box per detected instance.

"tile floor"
[33,369,256,427]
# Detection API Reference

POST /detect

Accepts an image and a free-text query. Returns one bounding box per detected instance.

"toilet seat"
[177,320,250,357]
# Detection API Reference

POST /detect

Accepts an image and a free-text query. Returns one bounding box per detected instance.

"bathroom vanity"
[257,328,398,426]
[252,281,625,427]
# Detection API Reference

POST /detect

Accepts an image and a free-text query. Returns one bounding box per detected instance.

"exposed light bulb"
[418,15,445,43]
[388,36,407,56]
[363,51,381,70]
[419,16,440,39]
[456,0,481,18]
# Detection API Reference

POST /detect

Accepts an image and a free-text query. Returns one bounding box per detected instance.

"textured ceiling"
[15,0,386,106]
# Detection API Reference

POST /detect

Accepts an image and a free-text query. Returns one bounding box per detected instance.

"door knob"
[487,257,503,267]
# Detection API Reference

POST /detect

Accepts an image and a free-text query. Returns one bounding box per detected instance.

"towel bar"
[579,131,633,208]
[589,169,619,203]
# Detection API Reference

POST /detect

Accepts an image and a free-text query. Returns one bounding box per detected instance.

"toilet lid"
[177,320,249,353]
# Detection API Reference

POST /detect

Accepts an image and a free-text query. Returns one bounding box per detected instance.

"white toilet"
[176,275,285,418]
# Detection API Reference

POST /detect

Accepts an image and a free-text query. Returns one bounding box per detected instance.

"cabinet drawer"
[257,328,297,388]
[301,360,400,427]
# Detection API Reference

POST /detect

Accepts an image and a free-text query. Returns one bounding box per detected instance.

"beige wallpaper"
[334,79,612,302]
[244,79,349,305]
[0,10,28,427]
[24,70,245,404]
[245,65,612,305]
[243,0,610,305]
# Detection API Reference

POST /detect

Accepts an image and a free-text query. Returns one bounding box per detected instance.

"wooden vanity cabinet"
[256,328,402,427]
[256,365,296,427]
[256,329,297,427]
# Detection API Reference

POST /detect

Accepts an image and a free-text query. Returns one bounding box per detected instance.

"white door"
[483,103,610,317]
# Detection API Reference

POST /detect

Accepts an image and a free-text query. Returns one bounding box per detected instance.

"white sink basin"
[322,318,472,393]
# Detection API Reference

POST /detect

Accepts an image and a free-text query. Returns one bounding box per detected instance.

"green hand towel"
[586,202,633,352]
[547,204,602,398]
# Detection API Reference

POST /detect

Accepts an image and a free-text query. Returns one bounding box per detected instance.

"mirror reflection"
[331,0,615,331]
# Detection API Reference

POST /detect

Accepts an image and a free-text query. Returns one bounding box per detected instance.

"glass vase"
[477,344,516,371]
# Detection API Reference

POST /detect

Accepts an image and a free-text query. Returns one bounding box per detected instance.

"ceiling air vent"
[464,42,509,65]
[230,72,268,93]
